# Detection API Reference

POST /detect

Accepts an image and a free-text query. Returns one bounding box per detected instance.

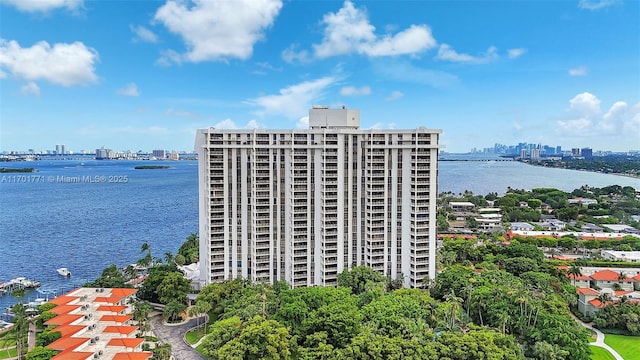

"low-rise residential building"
[602,224,640,235]
[44,287,151,360]
[568,198,598,207]
[449,201,475,212]
[577,287,601,316]
[538,219,566,231]
[577,287,640,317]
[601,250,640,263]
[589,269,635,291]
[510,222,534,231]
[581,223,604,233]
[475,208,502,232]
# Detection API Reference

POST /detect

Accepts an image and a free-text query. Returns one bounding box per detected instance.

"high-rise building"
[153,149,167,159]
[95,147,113,160]
[55,144,66,155]
[195,106,441,289]
[581,147,593,159]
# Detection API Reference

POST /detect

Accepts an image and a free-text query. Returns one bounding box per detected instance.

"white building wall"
[196,109,441,288]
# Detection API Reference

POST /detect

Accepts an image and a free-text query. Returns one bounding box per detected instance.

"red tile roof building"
[44,288,151,360]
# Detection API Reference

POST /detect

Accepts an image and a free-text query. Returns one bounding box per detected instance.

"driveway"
[150,315,206,360]
[571,314,624,360]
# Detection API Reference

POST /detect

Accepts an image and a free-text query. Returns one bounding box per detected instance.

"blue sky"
[1,0,638,153]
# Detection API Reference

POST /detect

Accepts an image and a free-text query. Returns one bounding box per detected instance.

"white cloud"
[287,1,436,62]
[282,45,311,63]
[130,25,159,43]
[116,83,140,96]
[436,44,499,64]
[1,0,83,13]
[385,91,403,101]
[557,92,640,138]
[368,122,396,130]
[0,39,98,86]
[249,76,337,119]
[568,66,588,76]
[296,116,309,129]
[154,0,282,63]
[20,81,40,96]
[340,85,371,96]
[578,0,619,10]
[246,120,266,129]
[507,48,526,59]
[568,92,601,116]
[211,118,266,130]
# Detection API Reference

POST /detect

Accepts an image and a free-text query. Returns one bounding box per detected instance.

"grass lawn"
[0,335,15,349]
[0,347,17,360]
[604,334,640,360]
[185,329,205,345]
[590,346,616,360]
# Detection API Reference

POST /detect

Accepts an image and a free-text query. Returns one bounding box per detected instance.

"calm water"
[1,156,638,310]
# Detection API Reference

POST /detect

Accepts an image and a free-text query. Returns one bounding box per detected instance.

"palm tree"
[568,265,582,286]
[139,242,152,267]
[498,311,510,334]
[444,289,463,330]
[164,252,174,266]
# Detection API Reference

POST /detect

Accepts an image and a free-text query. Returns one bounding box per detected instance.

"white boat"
[57,268,71,277]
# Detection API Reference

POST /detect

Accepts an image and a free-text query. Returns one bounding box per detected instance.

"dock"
[0,277,40,296]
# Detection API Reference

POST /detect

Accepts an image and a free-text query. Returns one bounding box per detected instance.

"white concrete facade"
[195,108,440,289]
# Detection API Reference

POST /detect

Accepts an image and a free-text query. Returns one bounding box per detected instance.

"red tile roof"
[51,351,95,360]
[107,338,144,348]
[49,295,79,306]
[45,314,84,326]
[47,336,90,351]
[100,315,132,323]
[51,325,85,337]
[615,290,633,297]
[51,304,81,315]
[112,353,152,360]
[577,288,600,296]
[568,274,591,281]
[94,296,122,304]
[103,326,137,335]
[96,305,127,313]
[588,299,607,308]
[590,269,626,281]
[110,288,137,297]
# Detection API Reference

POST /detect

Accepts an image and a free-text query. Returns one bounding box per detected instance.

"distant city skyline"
[1,1,639,153]
[2,140,636,157]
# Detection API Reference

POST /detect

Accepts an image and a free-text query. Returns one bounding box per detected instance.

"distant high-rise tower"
[195,106,441,289]
[152,150,167,159]
[55,144,66,155]
[581,148,593,159]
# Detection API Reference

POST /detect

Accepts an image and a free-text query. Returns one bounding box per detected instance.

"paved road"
[571,314,624,360]
[150,315,206,360]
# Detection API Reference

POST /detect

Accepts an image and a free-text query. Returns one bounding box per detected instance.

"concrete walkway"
[572,315,624,360]
[28,322,36,350]
[150,315,207,360]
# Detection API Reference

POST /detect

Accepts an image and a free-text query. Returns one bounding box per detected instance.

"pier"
[0,277,40,296]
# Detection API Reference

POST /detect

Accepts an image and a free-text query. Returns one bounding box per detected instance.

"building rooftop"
[44,287,151,360]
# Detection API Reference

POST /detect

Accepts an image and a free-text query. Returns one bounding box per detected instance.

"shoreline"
[521,160,640,180]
